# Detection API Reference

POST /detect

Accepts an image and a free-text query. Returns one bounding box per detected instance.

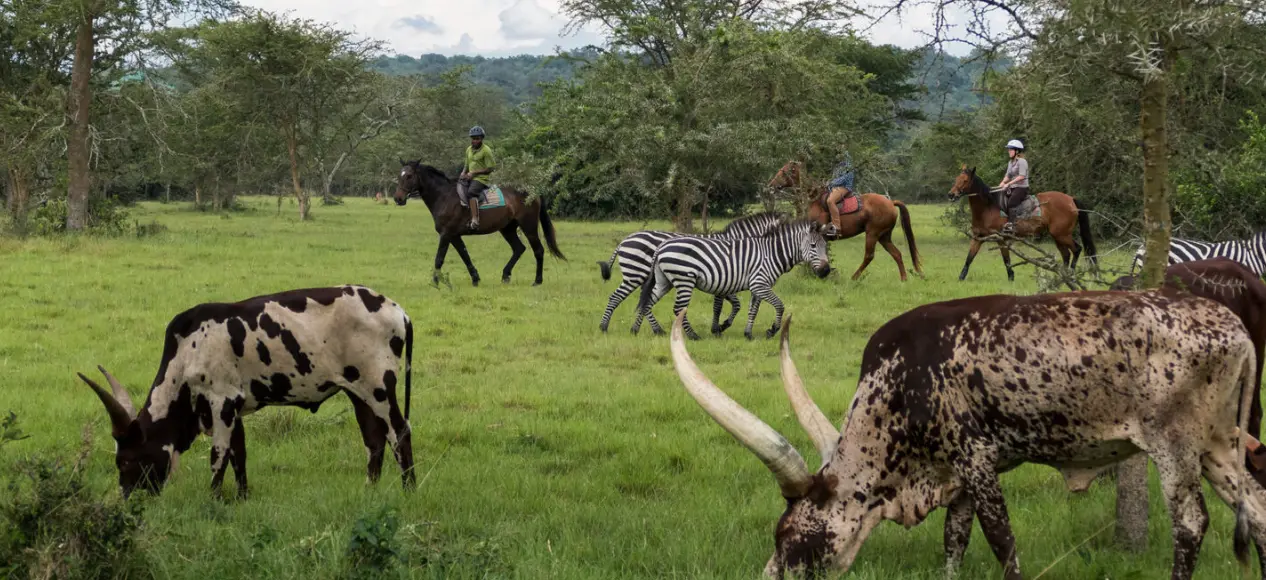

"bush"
[344,506,401,578]
[27,196,131,237]
[0,421,148,580]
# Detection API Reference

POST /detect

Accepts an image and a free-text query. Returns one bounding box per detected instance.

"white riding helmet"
[1006,139,1025,151]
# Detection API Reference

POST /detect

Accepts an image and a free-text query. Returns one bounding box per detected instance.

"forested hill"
[371,50,1003,115]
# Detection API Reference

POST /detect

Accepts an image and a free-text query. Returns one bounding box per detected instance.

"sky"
[237,0,996,59]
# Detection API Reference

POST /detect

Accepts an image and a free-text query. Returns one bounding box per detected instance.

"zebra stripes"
[1133,230,1266,277]
[633,219,831,340]
[597,212,786,334]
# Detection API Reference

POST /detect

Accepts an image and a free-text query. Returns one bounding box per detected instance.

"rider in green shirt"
[459,126,496,230]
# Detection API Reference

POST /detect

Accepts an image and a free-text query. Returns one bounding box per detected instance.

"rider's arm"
[471,148,496,177]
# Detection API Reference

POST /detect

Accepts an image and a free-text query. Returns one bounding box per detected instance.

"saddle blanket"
[458,185,507,210]
[1013,196,1041,220]
[821,190,862,215]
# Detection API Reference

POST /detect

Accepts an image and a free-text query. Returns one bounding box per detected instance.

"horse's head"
[948,165,979,202]
[769,161,802,190]
[395,160,452,206]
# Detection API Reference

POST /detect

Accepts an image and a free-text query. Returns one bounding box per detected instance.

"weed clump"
[0,419,149,579]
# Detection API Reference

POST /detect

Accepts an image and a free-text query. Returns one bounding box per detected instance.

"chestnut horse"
[395,160,565,286]
[948,165,1096,281]
[767,160,922,281]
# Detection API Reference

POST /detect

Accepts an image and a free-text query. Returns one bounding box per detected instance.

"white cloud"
[236,0,990,58]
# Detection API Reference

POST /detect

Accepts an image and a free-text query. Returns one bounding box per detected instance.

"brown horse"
[949,165,1096,281]
[395,160,565,286]
[767,160,922,281]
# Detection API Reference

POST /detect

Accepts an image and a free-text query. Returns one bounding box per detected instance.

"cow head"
[670,312,951,577]
[78,367,171,497]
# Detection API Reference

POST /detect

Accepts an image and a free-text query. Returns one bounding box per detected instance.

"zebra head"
[795,221,832,278]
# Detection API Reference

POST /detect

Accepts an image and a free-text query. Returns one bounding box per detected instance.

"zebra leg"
[752,283,786,338]
[743,293,763,340]
[646,312,665,336]
[672,283,701,340]
[631,278,669,336]
[600,279,640,333]
[717,294,741,335]
[711,295,725,336]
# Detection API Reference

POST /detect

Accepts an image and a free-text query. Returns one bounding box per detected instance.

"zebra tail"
[598,248,618,282]
[1074,198,1099,267]
[635,265,658,318]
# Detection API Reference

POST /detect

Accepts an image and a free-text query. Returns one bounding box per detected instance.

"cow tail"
[404,316,414,421]
[1234,352,1254,572]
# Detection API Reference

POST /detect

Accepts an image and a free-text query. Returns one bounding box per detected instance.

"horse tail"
[598,248,618,282]
[893,200,922,275]
[539,199,567,261]
[1073,198,1098,267]
[403,315,413,421]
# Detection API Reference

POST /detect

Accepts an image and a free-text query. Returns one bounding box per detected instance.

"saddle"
[821,190,862,215]
[993,188,1041,220]
[457,185,507,210]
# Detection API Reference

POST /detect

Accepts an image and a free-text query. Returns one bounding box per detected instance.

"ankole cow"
[79,286,415,498]
[669,290,1266,580]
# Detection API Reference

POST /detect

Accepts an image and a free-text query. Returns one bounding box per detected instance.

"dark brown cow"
[669,290,1266,579]
[1110,258,1266,441]
[79,286,415,498]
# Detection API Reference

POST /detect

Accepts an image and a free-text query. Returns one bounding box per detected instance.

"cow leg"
[499,225,526,283]
[1200,436,1266,580]
[432,238,452,286]
[672,281,700,340]
[229,418,249,499]
[450,237,481,286]
[380,369,416,489]
[944,492,974,577]
[348,393,388,483]
[600,280,640,333]
[999,245,1015,282]
[960,239,983,281]
[961,453,1021,580]
[208,402,235,497]
[1151,448,1209,580]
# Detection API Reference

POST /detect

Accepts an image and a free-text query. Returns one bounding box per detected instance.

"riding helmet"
[1006,139,1025,151]
[469,126,486,138]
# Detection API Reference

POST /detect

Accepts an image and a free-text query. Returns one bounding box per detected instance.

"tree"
[166,10,385,219]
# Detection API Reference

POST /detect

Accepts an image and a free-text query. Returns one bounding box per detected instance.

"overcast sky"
[238,0,993,58]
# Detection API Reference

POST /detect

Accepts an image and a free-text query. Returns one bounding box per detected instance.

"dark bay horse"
[949,165,1097,281]
[395,160,565,286]
[768,160,922,281]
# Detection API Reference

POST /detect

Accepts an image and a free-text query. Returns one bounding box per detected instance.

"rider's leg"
[826,187,846,233]
[467,181,486,230]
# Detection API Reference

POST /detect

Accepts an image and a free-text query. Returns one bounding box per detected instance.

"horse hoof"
[502,277,511,284]
[532,281,542,287]
[471,279,480,287]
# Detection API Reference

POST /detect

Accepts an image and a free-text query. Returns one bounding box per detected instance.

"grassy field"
[0,197,1251,579]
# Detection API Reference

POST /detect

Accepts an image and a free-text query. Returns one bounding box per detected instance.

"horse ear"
[960,163,967,171]
[969,167,976,175]
[399,158,406,166]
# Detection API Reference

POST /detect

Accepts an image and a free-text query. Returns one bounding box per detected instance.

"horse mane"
[406,160,454,184]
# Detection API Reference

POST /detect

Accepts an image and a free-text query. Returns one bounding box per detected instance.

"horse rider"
[995,139,1029,234]
[458,125,496,230]
[825,151,857,236]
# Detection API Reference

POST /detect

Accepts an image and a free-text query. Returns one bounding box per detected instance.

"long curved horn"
[780,315,838,465]
[670,310,812,498]
[97,366,135,417]
[78,372,135,439]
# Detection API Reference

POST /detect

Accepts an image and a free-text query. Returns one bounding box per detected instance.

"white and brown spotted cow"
[79,285,415,498]
[670,290,1266,580]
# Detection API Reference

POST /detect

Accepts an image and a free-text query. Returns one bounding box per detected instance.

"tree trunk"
[164,182,171,204]
[194,185,202,207]
[286,128,309,220]
[674,187,693,233]
[701,188,710,234]
[65,9,96,231]
[7,167,30,222]
[1115,65,1173,555]
[323,151,349,204]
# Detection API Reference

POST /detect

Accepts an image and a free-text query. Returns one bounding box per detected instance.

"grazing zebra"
[597,212,786,335]
[1132,230,1266,276]
[633,219,831,340]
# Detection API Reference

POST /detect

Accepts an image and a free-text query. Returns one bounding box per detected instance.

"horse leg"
[523,230,547,286]
[499,225,527,283]
[959,239,983,281]
[450,237,480,286]
[999,245,1015,282]
[879,231,908,282]
[433,238,452,286]
[851,233,879,280]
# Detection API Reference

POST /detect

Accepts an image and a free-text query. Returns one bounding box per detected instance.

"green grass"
[0,197,1250,579]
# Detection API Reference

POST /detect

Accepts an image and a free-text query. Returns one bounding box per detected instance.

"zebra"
[1132,229,1266,277]
[633,219,831,340]
[597,212,787,335]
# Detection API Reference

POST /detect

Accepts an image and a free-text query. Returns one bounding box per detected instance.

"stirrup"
[1001,221,1015,234]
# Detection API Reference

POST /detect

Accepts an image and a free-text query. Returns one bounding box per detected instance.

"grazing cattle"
[79,286,415,498]
[669,290,1266,580]
[1111,258,1266,440]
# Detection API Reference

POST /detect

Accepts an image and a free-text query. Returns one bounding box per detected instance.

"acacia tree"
[884,0,1266,549]
[165,10,382,220]
[547,0,888,230]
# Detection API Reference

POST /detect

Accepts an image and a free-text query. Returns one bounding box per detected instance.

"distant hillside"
[370,52,592,104]
[910,51,1013,120]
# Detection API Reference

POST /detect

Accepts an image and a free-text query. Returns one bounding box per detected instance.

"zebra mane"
[719,211,786,234]
[761,218,818,238]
